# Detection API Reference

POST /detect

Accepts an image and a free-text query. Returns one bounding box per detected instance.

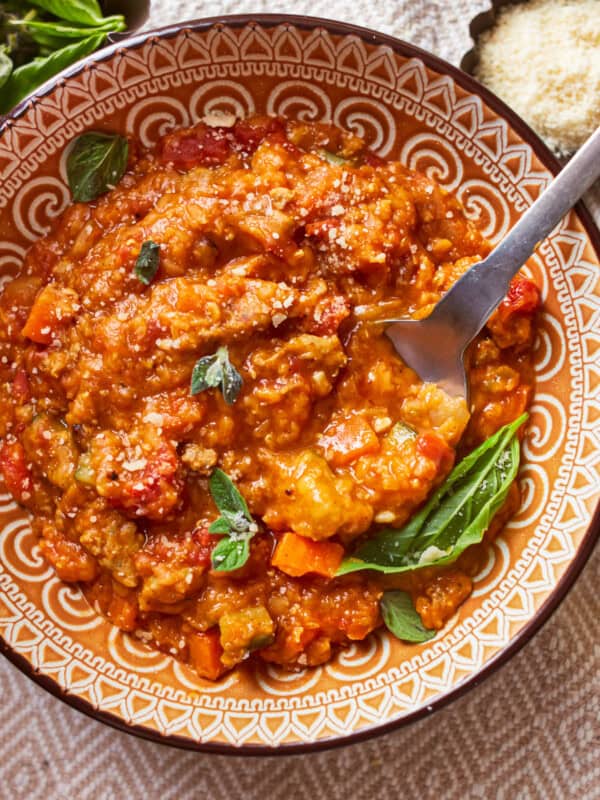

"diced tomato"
[306,295,350,335]
[501,277,541,318]
[0,440,33,502]
[320,415,380,467]
[306,217,339,240]
[188,628,225,681]
[12,368,30,404]
[159,127,232,169]
[190,526,221,568]
[38,527,98,583]
[416,432,455,474]
[232,116,285,154]
[272,532,344,578]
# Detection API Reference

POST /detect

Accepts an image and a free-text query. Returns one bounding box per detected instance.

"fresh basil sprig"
[0,1,125,114]
[134,241,160,285]
[0,33,104,113]
[380,591,436,643]
[28,0,105,27]
[67,131,128,202]
[190,346,243,405]
[208,468,258,572]
[337,413,527,575]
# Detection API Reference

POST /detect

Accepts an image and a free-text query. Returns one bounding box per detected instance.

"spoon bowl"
[385,126,600,398]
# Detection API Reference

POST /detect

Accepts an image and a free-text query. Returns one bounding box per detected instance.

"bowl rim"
[0,12,599,756]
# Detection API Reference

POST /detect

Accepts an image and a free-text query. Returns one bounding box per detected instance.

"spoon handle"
[491,125,600,272]
[431,126,600,336]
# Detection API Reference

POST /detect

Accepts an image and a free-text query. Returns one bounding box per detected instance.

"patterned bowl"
[0,15,598,754]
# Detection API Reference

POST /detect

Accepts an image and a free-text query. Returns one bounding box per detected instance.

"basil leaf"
[208,469,258,570]
[190,346,243,404]
[209,468,252,522]
[27,0,104,26]
[380,591,436,643]
[0,47,13,90]
[221,357,243,405]
[190,353,222,393]
[0,33,105,114]
[208,517,231,534]
[211,533,251,572]
[134,241,160,285]
[67,131,128,202]
[338,413,527,575]
[16,17,125,50]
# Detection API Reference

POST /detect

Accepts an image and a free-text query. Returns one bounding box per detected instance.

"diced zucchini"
[317,148,348,166]
[386,421,417,449]
[219,605,274,666]
[22,413,78,489]
[74,453,95,485]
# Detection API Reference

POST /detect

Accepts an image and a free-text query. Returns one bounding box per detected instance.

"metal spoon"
[385,126,600,398]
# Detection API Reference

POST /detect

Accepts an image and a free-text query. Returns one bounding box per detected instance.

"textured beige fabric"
[0,1,598,798]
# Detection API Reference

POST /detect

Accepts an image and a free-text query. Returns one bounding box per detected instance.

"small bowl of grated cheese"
[461,0,600,157]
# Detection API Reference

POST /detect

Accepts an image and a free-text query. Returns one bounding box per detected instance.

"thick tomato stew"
[0,116,540,679]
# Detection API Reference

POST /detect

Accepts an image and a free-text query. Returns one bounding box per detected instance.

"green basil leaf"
[190,353,222,394]
[0,47,13,90]
[16,17,125,50]
[134,241,160,285]
[208,517,231,534]
[221,357,243,405]
[190,346,243,404]
[209,468,252,521]
[0,33,105,114]
[67,130,128,202]
[338,413,527,575]
[27,0,104,26]
[211,533,251,572]
[380,591,436,643]
[220,508,253,532]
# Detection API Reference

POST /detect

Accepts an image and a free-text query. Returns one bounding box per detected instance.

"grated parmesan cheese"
[475,0,600,154]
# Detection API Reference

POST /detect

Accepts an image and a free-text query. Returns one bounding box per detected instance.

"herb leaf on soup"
[380,591,437,643]
[208,469,258,571]
[67,131,128,202]
[134,241,160,285]
[337,413,527,575]
[190,346,243,405]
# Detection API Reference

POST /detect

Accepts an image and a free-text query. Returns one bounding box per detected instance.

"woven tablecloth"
[1,2,598,798]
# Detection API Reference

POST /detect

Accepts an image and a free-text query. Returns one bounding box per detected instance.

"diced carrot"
[272,532,344,578]
[21,284,75,345]
[0,440,32,502]
[320,415,380,467]
[188,629,225,681]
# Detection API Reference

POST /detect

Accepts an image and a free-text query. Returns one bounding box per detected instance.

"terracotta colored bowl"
[0,15,598,754]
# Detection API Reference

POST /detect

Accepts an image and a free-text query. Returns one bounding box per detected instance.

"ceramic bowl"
[0,15,598,753]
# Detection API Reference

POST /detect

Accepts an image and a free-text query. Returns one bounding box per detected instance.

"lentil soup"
[0,116,539,680]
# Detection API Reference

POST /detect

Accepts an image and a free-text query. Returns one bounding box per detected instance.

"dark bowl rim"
[0,12,598,757]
